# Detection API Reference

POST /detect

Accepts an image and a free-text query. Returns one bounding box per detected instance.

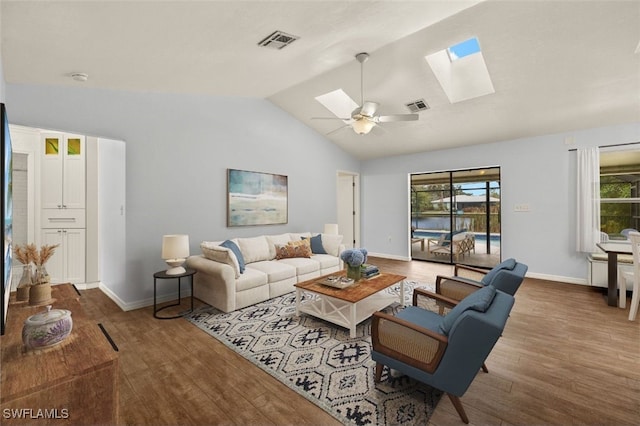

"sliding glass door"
[410,167,501,268]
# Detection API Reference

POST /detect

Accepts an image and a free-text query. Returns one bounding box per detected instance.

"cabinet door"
[64,228,86,284]
[41,133,64,209]
[63,135,86,209]
[41,229,64,283]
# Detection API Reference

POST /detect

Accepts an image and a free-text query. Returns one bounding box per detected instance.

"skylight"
[447,37,481,61]
[315,89,358,120]
[425,36,495,104]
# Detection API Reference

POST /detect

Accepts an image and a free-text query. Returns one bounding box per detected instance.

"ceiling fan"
[313,52,419,135]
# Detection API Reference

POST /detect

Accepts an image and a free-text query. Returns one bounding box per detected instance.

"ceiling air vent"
[405,99,430,113]
[258,31,299,50]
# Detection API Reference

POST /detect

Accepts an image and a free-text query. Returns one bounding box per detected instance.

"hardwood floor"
[79,257,640,425]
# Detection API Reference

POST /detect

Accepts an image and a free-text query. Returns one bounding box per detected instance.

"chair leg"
[618,272,626,308]
[481,362,489,373]
[629,281,639,321]
[447,393,469,424]
[374,363,384,382]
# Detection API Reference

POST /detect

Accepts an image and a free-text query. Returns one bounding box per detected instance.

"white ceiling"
[2,0,639,160]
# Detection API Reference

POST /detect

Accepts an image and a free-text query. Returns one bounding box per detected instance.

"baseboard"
[526,272,588,286]
[368,254,589,286]
[368,252,412,262]
[98,283,192,312]
[74,281,100,290]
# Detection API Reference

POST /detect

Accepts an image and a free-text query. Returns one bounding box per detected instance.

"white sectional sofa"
[185,232,344,312]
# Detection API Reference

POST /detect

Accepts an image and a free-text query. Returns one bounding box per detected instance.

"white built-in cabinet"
[40,133,85,209]
[40,133,87,284]
[41,228,86,284]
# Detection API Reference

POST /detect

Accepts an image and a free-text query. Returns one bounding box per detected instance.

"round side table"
[153,268,196,319]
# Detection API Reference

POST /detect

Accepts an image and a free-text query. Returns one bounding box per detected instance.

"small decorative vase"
[35,265,50,284]
[346,264,361,281]
[29,283,52,306]
[16,264,33,301]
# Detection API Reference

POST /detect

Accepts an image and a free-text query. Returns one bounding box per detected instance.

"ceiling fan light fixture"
[352,119,375,135]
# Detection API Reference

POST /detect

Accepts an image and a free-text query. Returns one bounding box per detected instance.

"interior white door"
[337,172,359,248]
[97,138,126,293]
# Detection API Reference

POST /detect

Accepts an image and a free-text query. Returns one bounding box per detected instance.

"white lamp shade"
[352,118,375,135]
[162,235,190,275]
[324,224,339,235]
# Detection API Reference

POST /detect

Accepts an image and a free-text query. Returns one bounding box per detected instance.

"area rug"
[185,281,443,425]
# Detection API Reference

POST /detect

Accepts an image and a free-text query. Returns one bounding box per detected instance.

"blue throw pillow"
[438,285,496,335]
[481,258,517,285]
[220,240,245,273]
[303,235,327,254]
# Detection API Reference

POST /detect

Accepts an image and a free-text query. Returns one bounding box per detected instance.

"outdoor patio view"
[411,167,501,269]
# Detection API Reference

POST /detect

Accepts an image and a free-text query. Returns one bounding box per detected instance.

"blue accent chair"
[371,286,515,424]
[436,258,528,303]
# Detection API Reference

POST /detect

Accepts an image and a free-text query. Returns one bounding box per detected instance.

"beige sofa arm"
[185,255,237,312]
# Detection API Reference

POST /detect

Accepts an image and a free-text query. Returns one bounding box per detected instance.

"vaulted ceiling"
[2,1,639,160]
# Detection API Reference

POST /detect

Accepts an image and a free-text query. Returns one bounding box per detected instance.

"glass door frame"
[410,166,501,268]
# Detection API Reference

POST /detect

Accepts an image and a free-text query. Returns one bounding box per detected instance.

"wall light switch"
[514,204,531,212]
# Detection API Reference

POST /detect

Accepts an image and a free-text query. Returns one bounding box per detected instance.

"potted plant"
[340,248,368,281]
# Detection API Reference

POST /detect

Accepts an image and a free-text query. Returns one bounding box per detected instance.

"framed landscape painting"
[227,169,288,226]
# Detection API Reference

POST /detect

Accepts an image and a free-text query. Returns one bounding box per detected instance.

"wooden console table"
[0,284,119,425]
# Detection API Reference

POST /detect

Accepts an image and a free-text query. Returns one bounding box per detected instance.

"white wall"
[6,84,360,307]
[361,123,640,283]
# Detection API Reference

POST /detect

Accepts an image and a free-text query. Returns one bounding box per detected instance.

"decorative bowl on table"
[22,305,73,350]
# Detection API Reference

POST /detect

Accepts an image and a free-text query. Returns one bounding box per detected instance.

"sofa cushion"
[289,232,312,241]
[320,234,344,257]
[266,233,292,259]
[237,236,271,264]
[439,285,496,335]
[278,257,321,276]
[245,261,296,283]
[311,253,340,270]
[235,267,269,292]
[304,234,327,254]
[201,241,242,277]
[481,258,517,285]
[275,242,312,259]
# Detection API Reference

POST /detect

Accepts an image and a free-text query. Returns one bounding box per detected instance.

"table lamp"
[162,234,190,275]
[324,224,339,235]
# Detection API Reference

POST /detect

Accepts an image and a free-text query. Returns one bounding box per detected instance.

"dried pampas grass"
[37,244,59,266]
[13,245,32,264]
[12,243,59,266]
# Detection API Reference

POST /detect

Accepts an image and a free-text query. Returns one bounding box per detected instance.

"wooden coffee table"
[294,271,406,338]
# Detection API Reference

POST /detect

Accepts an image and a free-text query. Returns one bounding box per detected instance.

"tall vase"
[16,264,32,301]
[346,264,361,281]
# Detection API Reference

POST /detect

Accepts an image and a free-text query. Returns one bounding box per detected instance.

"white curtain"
[576,147,601,252]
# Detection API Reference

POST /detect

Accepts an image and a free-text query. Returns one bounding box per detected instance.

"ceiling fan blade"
[311,116,351,121]
[326,125,350,136]
[359,101,379,117]
[376,113,419,123]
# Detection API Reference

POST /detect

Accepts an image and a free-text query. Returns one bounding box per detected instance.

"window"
[600,149,640,238]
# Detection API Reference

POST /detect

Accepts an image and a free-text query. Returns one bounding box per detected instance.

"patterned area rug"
[185,281,442,425]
